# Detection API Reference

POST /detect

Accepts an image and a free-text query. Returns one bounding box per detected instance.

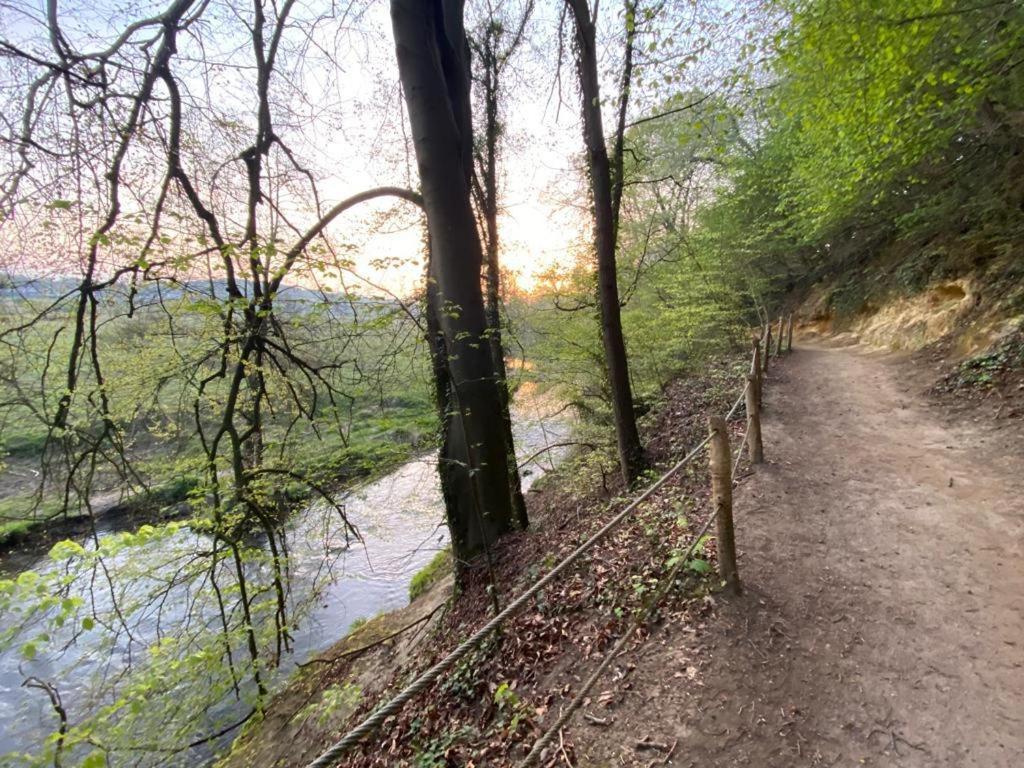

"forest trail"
[576,339,1024,767]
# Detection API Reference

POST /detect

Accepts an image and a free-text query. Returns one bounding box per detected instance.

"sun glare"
[342,199,583,299]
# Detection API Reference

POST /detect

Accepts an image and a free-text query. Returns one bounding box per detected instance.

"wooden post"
[763,324,771,373]
[708,416,741,595]
[787,313,794,352]
[745,374,763,464]
[775,316,784,357]
[750,338,762,409]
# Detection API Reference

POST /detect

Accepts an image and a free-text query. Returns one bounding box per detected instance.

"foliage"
[408,548,452,602]
[520,0,1024,495]
[938,328,1024,391]
[769,0,1024,240]
[3,0,1022,764]
[410,726,478,768]
[491,681,532,736]
[520,90,754,418]
[682,0,1024,320]
[0,289,439,757]
[298,682,362,729]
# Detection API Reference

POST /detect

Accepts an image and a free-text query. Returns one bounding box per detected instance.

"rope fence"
[305,319,794,768]
[521,418,752,765]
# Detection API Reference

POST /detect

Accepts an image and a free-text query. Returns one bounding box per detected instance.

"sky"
[0,0,760,298]
[302,0,592,296]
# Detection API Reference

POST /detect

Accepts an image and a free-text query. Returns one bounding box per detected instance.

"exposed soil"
[577,337,1024,767]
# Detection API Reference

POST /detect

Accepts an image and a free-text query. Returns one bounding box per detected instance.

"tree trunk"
[566,0,645,484]
[423,255,462,549]
[609,0,637,242]
[392,0,523,563]
[476,25,529,528]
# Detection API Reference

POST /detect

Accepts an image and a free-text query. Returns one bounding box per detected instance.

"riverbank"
[0,387,574,763]
[0,432,424,566]
[218,353,751,767]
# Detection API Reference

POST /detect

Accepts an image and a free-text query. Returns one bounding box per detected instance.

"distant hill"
[0,274,405,318]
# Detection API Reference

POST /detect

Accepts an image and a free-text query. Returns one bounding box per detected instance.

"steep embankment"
[219,356,754,767]
[795,221,1024,422]
[801,226,1021,345]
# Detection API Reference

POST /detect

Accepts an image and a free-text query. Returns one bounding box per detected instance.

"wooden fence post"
[787,313,794,352]
[763,324,771,373]
[745,374,763,464]
[708,416,741,595]
[750,338,762,409]
[775,316,784,357]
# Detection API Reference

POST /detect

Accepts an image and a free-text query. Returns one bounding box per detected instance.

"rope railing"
[304,437,712,768]
[521,421,752,765]
[304,325,791,768]
[726,383,748,421]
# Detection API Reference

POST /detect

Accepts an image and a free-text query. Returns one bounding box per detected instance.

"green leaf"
[686,558,711,574]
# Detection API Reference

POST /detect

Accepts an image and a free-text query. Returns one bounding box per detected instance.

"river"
[0,385,573,764]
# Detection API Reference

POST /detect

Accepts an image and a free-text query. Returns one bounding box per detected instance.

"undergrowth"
[409,549,452,602]
[936,327,1024,393]
[330,354,750,767]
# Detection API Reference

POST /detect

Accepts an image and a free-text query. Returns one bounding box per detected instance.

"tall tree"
[0,0,429,750]
[391,0,525,563]
[469,0,534,529]
[565,0,646,483]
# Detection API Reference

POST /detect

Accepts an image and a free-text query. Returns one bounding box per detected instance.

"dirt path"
[576,340,1024,767]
